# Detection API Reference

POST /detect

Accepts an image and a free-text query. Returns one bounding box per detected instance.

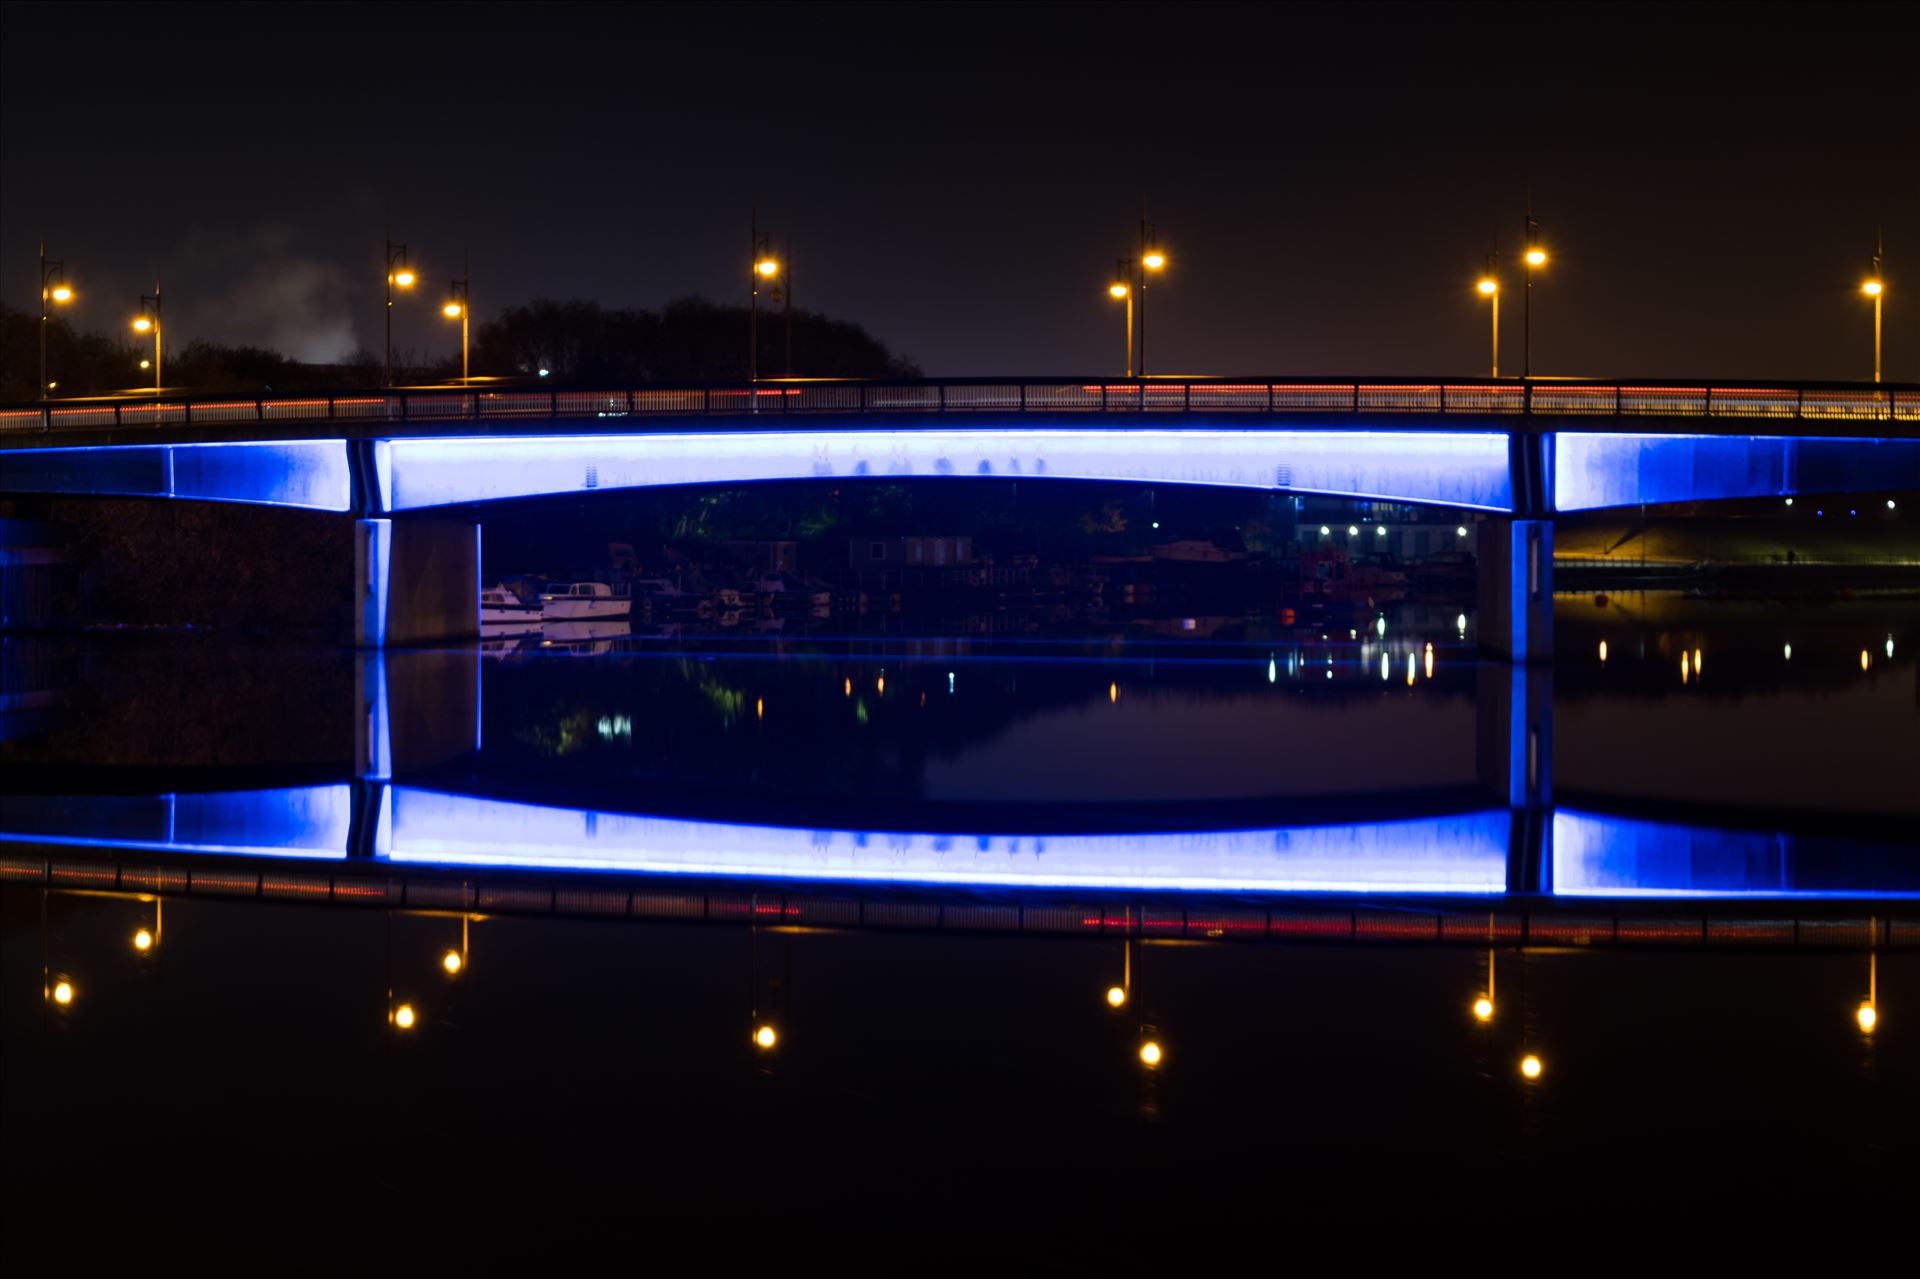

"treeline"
[0,297,917,399]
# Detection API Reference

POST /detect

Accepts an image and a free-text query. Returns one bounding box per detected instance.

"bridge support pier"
[1477,518,1553,663]
[352,518,481,648]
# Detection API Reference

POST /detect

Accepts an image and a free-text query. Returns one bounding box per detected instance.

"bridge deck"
[4,376,1917,444]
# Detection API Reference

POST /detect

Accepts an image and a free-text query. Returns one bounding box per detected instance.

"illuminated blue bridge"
[3,376,1917,654]
[3,649,1915,942]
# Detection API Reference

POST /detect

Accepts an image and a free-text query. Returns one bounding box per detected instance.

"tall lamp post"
[385,235,415,388]
[39,242,74,399]
[1863,236,1885,385]
[443,264,470,385]
[1137,220,1166,375]
[132,281,162,393]
[749,219,779,385]
[1477,252,1500,378]
[1108,260,1133,377]
[1522,213,1546,378]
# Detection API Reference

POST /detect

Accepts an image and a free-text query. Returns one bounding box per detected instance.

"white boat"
[540,581,633,621]
[482,584,542,625]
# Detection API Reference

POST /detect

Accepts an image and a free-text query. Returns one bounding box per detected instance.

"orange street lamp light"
[1137,217,1166,374]
[1863,233,1885,384]
[1523,211,1546,378]
[132,281,161,392]
[39,241,73,399]
[1477,251,1500,378]
[444,264,470,384]
[385,234,415,387]
[1109,258,1134,377]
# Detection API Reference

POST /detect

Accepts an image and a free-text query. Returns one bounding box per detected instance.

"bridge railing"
[4,376,1916,434]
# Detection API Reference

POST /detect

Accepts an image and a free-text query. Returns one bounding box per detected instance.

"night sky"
[2,1,1915,380]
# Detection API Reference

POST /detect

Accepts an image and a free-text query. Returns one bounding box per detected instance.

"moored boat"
[539,581,633,621]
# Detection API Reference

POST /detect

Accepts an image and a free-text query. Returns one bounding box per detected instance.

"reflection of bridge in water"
[3,643,1915,947]
[4,376,1918,657]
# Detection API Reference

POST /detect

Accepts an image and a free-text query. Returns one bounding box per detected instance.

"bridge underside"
[3,423,1915,513]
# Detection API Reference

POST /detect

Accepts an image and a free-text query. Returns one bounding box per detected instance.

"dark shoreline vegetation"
[0,296,918,400]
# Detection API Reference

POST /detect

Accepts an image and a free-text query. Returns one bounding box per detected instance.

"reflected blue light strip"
[0,786,352,860]
[383,427,1515,512]
[1551,808,1920,898]
[1554,432,1920,511]
[385,788,1510,892]
[0,440,353,511]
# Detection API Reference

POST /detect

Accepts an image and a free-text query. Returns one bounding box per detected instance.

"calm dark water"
[3,594,1917,1220]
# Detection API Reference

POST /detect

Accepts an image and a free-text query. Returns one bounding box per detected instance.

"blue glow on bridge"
[380,426,1516,511]
[0,440,352,511]
[1554,432,1920,511]
[0,786,352,859]
[1551,809,1920,898]
[381,789,1511,891]
[6,424,1914,515]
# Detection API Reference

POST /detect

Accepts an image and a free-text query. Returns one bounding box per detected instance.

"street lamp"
[1523,212,1546,378]
[132,281,161,393]
[1137,218,1166,375]
[1109,259,1133,377]
[749,208,780,386]
[1863,234,1885,384]
[39,240,74,399]
[444,264,470,385]
[1477,252,1500,378]
[385,235,414,388]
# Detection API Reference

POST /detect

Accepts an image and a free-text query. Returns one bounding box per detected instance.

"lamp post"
[1137,219,1166,375]
[38,241,73,399]
[385,235,415,388]
[443,263,470,385]
[749,210,780,386]
[1523,213,1545,378]
[1863,234,1885,385]
[1109,260,1133,377]
[132,280,162,393]
[1477,252,1500,378]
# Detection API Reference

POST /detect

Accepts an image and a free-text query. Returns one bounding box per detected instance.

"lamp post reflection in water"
[1857,948,1878,1034]
[442,914,470,977]
[749,922,791,1071]
[1474,947,1495,1022]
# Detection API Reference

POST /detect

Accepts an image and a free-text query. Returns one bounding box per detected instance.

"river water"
[3,592,1916,1216]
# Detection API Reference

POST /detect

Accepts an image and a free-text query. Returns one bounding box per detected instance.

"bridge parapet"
[4,376,1916,439]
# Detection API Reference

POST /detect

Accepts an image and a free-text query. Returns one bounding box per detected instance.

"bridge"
[3,376,1917,656]
[4,643,1915,941]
